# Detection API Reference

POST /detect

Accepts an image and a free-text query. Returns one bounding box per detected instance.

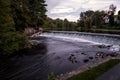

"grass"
[67,59,120,80]
[48,73,56,80]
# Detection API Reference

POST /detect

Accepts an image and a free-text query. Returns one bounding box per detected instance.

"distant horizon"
[46,0,120,22]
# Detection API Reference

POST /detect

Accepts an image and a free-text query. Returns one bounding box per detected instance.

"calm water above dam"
[0,32,120,80]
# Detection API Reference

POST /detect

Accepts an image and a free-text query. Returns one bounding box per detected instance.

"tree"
[77,10,108,31]
[118,10,120,25]
[109,4,116,14]
[11,0,29,31]
[0,0,27,55]
[11,0,47,31]
[45,18,57,30]
[55,18,64,31]
[28,0,47,27]
[42,17,77,31]
[93,11,105,28]
[64,19,69,31]
[108,4,116,25]
[77,12,85,31]
[70,22,77,31]
[77,10,94,31]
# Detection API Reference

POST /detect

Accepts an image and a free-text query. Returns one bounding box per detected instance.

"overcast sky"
[46,0,120,21]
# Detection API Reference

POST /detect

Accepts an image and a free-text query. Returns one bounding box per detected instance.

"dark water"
[0,36,119,80]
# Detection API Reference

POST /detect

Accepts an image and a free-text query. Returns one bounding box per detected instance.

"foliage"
[77,10,106,31]
[93,11,105,27]
[48,73,56,80]
[0,32,27,55]
[11,0,47,31]
[108,4,116,26]
[118,10,120,19]
[77,4,120,32]
[117,10,120,26]
[0,0,47,55]
[0,0,28,55]
[43,18,77,31]
[67,59,120,80]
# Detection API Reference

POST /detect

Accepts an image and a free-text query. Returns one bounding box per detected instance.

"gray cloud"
[46,0,120,21]
[46,0,62,12]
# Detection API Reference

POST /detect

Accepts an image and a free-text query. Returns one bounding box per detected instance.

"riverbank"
[0,38,46,60]
[56,56,120,80]
[90,29,120,34]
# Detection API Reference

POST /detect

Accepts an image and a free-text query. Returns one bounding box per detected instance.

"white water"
[33,31,120,52]
[40,33,101,45]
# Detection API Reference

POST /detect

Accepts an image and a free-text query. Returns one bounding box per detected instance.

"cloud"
[46,0,63,11]
[49,0,89,14]
[46,0,120,21]
[51,7,75,14]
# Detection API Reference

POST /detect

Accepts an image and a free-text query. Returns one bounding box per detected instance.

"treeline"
[11,0,47,31]
[77,4,120,32]
[0,0,47,55]
[43,4,120,33]
[43,18,77,31]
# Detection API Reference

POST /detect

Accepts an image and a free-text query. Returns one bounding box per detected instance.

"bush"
[0,32,28,55]
[48,73,56,80]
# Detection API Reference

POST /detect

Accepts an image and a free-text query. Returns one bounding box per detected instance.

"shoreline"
[56,56,120,80]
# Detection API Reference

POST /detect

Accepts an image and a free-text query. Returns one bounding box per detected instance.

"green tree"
[0,0,27,55]
[42,18,77,31]
[44,18,57,30]
[11,0,47,31]
[108,4,116,26]
[77,12,85,31]
[28,0,47,27]
[10,0,29,31]
[56,18,64,31]
[64,19,69,31]
[77,10,94,31]
[70,22,77,31]
[118,10,120,25]
[93,11,105,28]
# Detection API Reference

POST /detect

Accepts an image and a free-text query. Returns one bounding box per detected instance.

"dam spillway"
[40,31,120,45]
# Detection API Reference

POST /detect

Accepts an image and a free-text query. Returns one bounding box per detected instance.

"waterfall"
[34,31,120,52]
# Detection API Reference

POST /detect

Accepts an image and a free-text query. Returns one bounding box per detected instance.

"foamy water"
[40,33,101,45]
[39,32,120,52]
